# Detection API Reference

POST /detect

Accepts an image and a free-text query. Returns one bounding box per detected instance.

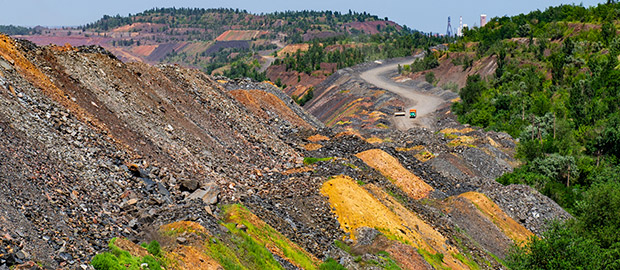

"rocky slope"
[0,34,569,270]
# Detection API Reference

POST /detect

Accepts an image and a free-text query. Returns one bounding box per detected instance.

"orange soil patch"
[0,35,108,133]
[366,137,383,144]
[277,44,310,57]
[114,238,149,257]
[306,134,330,142]
[166,245,222,270]
[386,242,433,270]
[282,167,314,175]
[303,143,323,151]
[355,149,433,200]
[458,192,534,245]
[229,89,314,130]
[320,176,467,270]
[130,45,158,57]
[159,221,221,269]
[215,30,265,41]
[396,145,425,152]
[160,221,209,235]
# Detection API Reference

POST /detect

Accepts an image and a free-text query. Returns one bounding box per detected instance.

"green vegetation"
[449,2,620,268]
[205,237,246,270]
[275,33,450,76]
[409,49,440,73]
[319,258,347,270]
[418,249,448,270]
[292,87,314,106]
[303,156,333,165]
[220,204,319,270]
[91,238,163,270]
[373,251,402,270]
[0,25,36,35]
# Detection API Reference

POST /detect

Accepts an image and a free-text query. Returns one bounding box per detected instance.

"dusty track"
[360,57,446,130]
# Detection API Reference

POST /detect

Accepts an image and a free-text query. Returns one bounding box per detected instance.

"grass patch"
[444,133,458,140]
[204,236,246,270]
[453,252,481,270]
[91,238,163,270]
[376,123,389,129]
[224,223,284,270]
[319,258,347,270]
[375,251,402,270]
[343,163,358,169]
[375,227,411,246]
[386,189,408,205]
[222,204,319,270]
[334,240,352,254]
[418,248,449,270]
[303,157,333,165]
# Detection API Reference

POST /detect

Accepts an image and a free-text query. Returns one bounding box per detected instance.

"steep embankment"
[0,33,571,270]
[0,34,332,268]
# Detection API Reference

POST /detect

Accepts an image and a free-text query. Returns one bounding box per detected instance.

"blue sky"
[0,0,606,33]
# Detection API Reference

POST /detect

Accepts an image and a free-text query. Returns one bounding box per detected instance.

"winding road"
[360,57,446,130]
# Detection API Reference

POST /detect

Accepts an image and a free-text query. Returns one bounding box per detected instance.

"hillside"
[11,9,404,74]
[0,33,572,269]
[400,3,620,268]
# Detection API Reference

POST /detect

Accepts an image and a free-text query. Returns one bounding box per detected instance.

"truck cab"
[409,109,417,118]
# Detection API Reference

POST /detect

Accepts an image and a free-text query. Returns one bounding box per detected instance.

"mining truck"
[409,109,417,118]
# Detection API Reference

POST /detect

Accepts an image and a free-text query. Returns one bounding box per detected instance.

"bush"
[146,240,161,257]
[91,253,122,270]
[425,72,436,84]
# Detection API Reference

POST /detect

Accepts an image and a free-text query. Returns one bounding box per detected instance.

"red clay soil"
[342,21,402,35]
[407,52,497,89]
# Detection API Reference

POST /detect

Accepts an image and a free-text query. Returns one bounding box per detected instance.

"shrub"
[146,240,161,257]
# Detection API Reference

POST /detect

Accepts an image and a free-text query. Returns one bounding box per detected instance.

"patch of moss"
[303,157,333,165]
[418,248,449,270]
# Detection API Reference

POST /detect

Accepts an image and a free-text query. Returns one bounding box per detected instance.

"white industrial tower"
[457,16,463,37]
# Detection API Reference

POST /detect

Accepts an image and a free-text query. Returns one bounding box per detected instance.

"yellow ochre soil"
[320,176,469,270]
[355,149,433,200]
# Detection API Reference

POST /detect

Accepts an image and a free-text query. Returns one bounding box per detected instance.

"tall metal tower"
[446,17,453,37]
[457,16,464,36]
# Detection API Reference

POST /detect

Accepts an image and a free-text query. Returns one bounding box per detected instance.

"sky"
[0,0,607,33]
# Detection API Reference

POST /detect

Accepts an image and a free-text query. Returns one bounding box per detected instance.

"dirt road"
[360,58,446,130]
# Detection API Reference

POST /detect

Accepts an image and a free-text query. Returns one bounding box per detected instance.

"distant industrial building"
[480,14,487,27]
